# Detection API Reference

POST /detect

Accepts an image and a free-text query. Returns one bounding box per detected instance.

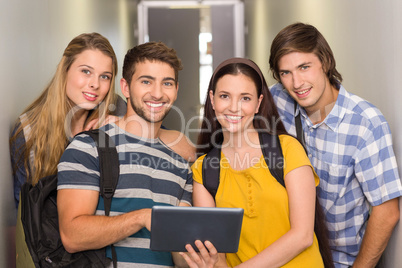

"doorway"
[137,0,245,144]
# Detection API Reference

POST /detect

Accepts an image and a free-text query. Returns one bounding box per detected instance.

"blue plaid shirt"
[270,83,402,267]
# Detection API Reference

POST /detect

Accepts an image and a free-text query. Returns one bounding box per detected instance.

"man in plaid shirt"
[268,22,402,268]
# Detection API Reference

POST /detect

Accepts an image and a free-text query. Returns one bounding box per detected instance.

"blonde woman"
[10,32,124,209]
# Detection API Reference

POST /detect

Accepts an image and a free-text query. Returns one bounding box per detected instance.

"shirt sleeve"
[10,124,28,209]
[191,154,207,185]
[179,169,194,206]
[270,83,298,136]
[57,134,101,192]
[281,135,320,187]
[355,122,402,205]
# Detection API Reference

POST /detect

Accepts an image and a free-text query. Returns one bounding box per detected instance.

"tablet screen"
[150,206,244,253]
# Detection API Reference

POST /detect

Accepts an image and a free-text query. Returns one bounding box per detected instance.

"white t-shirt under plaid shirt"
[270,83,402,267]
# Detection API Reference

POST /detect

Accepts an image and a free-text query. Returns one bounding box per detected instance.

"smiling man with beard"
[56,41,195,267]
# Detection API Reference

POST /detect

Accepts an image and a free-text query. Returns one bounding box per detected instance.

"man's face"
[278,52,335,115]
[122,60,178,123]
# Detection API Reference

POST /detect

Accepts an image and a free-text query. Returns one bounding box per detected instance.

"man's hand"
[353,198,400,267]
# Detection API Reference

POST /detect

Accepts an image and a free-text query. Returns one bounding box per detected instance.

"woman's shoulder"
[278,134,304,152]
[278,134,317,182]
[278,134,310,166]
[10,114,30,145]
[191,153,207,170]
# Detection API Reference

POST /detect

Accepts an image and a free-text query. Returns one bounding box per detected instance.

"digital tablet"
[150,206,244,253]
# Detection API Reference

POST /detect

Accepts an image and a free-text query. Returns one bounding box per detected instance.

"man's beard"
[130,97,170,123]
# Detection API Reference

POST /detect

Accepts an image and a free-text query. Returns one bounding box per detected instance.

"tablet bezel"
[150,206,244,253]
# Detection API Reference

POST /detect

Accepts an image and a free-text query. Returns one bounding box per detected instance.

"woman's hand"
[180,240,224,268]
[84,115,120,130]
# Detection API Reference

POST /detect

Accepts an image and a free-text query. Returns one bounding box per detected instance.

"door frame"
[137,0,245,57]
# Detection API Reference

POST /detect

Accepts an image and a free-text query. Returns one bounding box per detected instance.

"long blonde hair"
[10,32,118,185]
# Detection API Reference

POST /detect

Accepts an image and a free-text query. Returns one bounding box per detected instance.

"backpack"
[16,129,119,268]
[202,130,334,268]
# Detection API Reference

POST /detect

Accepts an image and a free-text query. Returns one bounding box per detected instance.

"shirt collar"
[296,85,348,131]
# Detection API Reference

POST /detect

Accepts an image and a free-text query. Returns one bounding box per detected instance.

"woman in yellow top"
[181,58,328,267]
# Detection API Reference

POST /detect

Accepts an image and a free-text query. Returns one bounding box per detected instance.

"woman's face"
[66,49,113,110]
[210,73,263,135]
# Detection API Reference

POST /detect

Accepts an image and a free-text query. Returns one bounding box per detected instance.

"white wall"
[244,0,402,267]
[0,0,137,266]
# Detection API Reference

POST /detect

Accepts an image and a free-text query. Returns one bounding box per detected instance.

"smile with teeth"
[83,92,97,98]
[225,115,242,122]
[295,88,311,96]
[146,101,164,108]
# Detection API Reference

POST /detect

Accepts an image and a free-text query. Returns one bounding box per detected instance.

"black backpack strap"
[202,132,286,196]
[78,129,119,268]
[81,129,119,216]
[202,146,221,199]
[294,102,306,149]
[259,132,285,188]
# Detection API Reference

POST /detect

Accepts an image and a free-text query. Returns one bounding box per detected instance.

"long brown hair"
[10,32,118,185]
[197,58,287,156]
[198,58,334,267]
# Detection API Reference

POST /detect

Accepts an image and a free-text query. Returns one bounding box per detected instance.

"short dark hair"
[122,41,183,86]
[269,22,342,89]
